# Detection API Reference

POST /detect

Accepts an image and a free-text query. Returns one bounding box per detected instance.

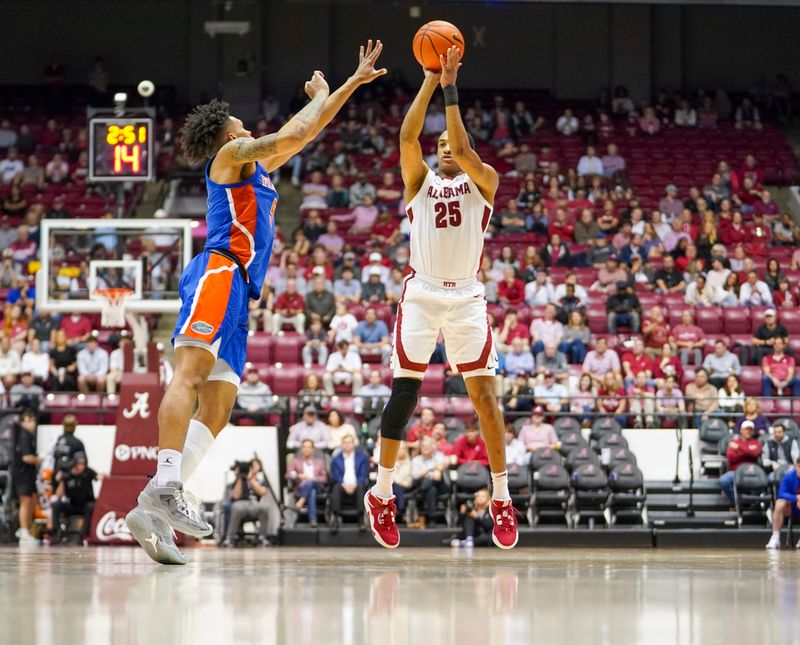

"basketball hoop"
[94,288,134,328]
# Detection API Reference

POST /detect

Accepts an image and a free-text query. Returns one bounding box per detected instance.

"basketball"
[412,20,465,72]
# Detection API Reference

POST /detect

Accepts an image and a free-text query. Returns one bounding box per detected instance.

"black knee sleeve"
[380,378,422,441]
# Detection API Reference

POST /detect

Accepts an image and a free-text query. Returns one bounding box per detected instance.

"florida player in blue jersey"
[126,41,386,564]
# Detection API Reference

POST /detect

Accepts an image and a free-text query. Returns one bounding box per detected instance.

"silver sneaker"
[136,479,212,538]
[126,507,189,565]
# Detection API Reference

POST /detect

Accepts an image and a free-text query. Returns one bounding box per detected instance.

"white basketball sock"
[155,449,182,486]
[491,470,510,501]
[372,466,395,500]
[181,419,215,481]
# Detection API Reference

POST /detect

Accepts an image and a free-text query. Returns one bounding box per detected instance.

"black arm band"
[443,84,458,107]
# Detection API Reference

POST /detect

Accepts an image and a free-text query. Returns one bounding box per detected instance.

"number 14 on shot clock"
[89,116,154,182]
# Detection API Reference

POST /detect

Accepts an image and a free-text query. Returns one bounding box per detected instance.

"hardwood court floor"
[0,545,798,645]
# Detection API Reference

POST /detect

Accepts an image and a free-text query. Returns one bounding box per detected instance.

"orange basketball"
[412,20,465,72]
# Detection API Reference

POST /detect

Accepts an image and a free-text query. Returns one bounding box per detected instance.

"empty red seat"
[328,396,356,416]
[446,397,477,423]
[270,366,305,395]
[421,364,445,395]
[739,366,763,397]
[722,308,751,335]
[416,396,448,416]
[778,308,800,335]
[273,334,304,364]
[695,307,722,334]
[246,333,273,363]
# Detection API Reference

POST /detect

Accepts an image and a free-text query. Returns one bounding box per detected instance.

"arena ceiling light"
[204,21,251,37]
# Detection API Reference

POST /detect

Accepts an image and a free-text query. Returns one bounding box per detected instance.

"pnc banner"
[111,374,162,476]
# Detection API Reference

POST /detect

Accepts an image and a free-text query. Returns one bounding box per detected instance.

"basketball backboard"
[36,218,195,314]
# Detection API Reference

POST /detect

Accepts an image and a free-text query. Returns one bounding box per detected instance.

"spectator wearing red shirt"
[762,337,800,397]
[752,190,780,219]
[642,306,671,358]
[622,338,654,385]
[406,407,436,452]
[272,278,305,334]
[597,372,627,426]
[671,310,705,366]
[498,267,524,305]
[653,343,683,389]
[451,425,489,466]
[547,209,574,243]
[732,154,764,192]
[720,211,749,246]
[496,309,530,352]
[719,420,762,505]
[60,313,92,345]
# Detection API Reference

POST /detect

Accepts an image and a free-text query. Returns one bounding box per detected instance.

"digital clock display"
[89,117,154,182]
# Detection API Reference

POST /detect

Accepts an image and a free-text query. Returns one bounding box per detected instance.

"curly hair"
[179,98,231,164]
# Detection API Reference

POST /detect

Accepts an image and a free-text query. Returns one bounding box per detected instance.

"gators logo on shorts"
[190,321,215,335]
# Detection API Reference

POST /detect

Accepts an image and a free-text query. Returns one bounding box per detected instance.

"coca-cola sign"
[95,511,134,543]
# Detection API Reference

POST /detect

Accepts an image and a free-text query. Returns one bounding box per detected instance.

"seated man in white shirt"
[504,426,529,467]
[739,269,774,307]
[323,339,363,395]
[577,146,604,178]
[77,336,110,393]
[328,302,359,345]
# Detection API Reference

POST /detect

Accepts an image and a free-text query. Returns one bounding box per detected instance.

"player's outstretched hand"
[439,46,462,88]
[352,39,388,86]
[423,68,441,84]
[305,71,330,100]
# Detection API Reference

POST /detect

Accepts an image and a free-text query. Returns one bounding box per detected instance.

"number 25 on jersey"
[434,201,462,229]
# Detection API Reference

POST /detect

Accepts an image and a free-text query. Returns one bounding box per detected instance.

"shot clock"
[89,117,154,182]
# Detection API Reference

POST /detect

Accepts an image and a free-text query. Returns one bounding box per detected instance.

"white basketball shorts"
[391,273,497,380]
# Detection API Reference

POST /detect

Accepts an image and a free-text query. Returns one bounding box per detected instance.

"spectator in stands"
[326,410,358,451]
[596,201,620,233]
[655,375,686,426]
[697,96,719,129]
[349,172,376,207]
[451,424,489,466]
[323,339,363,395]
[512,143,538,176]
[541,234,571,267]
[354,369,391,419]
[518,406,559,452]
[328,434,368,532]
[621,338,654,386]
[773,277,797,308]
[674,99,697,127]
[0,149,24,184]
[653,343,683,390]
[766,457,800,549]
[752,309,789,362]
[300,171,329,210]
[715,374,745,419]
[504,426,528,467]
[719,272,741,307]
[530,304,563,356]
[406,407,437,453]
[494,199,527,235]
[764,259,784,294]
[658,185,683,220]
[570,373,596,420]
[774,213,800,246]
[639,107,661,135]
[719,420,762,505]
[305,276,335,327]
[515,177,540,212]
[662,218,691,254]
[272,278,305,334]
[640,306,669,359]
[287,439,327,528]
[671,310,705,366]
[49,452,99,545]
[534,370,568,413]
[762,424,799,483]
[0,335,20,390]
[498,267,524,306]
[349,194,379,235]
[524,270,555,306]
[504,337,534,381]
[10,371,43,410]
[236,368,274,423]
[627,371,655,428]
[560,310,590,364]
[223,459,274,547]
[301,210,326,243]
[76,336,108,393]
[317,221,344,257]
[606,281,641,333]
[503,372,535,416]
[761,337,800,397]
[302,316,329,368]
[684,368,718,424]
[11,409,39,544]
[287,405,330,450]
[326,174,349,208]
[597,371,627,424]
[734,97,762,130]
[353,307,390,365]
[329,301,358,345]
[495,309,530,354]
[45,153,69,183]
[734,398,769,436]
[577,146,603,178]
[534,343,569,385]
[409,436,448,529]
[583,337,621,387]
[601,143,625,179]
[0,120,17,151]
[556,108,579,136]
[574,209,600,244]
[684,274,719,306]
[297,374,329,413]
[593,255,628,293]
[360,267,386,304]
[654,255,686,294]
[451,488,495,548]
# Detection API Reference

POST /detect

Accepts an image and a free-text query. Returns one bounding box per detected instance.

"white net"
[97,289,133,328]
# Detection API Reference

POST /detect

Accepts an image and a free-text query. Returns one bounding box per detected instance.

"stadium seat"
[420,364,445,395]
[733,463,771,526]
[695,307,722,334]
[246,334,273,364]
[722,308,751,335]
[607,463,647,526]
[273,334,304,364]
[569,463,609,528]
[531,463,570,526]
[565,446,599,472]
[779,308,800,335]
[739,366,763,396]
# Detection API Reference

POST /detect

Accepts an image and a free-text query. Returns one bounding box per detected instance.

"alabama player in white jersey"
[363,46,518,550]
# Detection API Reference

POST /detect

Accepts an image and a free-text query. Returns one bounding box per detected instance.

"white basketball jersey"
[405,169,493,282]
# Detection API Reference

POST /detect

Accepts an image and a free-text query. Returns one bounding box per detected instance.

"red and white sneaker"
[491,499,519,550]
[364,490,400,549]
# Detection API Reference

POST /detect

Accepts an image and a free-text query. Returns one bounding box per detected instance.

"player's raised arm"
[439,46,498,202]
[218,71,330,169]
[265,40,388,172]
[400,70,440,202]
